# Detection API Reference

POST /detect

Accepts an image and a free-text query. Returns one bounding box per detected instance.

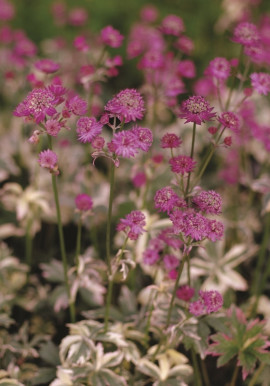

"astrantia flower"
[35,59,60,74]
[160,14,185,36]
[105,88,145,123]
[169,155,196,175]
[14,88,57,123]
[199,290,223,313]
[154,186,185,213]
[75,193,93,212]
[45,119,61,137]
[143,248,160,265]
[131,126,153,152]
[176,285,195,301]
[250,72,270,95]
[232,22,260,47]
[138,50,165,70]
[108,130,139,158]
[65,95,87,116]
[132,172,146,188]
[170,210,209,241]
[100,25,124,48]
[177,59,196,79]
[207,219,224,242]
[205,57,231,81]
[163,254,179,271]
[76,117,103,143]
[193,190,222,215]
[218,111,240,132]
[38,149,59,175]
[161,133,182,149]
[178,96,216,125]
[117,210,146,240]
[189,300,205,316]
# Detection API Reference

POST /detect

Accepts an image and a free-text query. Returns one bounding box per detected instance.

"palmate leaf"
[216,346,239,367]
[90,369,127,386]
[59,335,95,365]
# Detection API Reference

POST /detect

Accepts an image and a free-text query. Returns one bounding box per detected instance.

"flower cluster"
[117,210,146,240]
[189,290,223,316]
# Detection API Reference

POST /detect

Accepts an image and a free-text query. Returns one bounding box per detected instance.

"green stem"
[200,358,211,386]
[230,365,239,386]
[166,253,188,328]
[25,218,33,269]
[185,123,196,198]
[191,348,202,386]
[104,160,116,332]
[75,216,82,269]
[248,363,266,386]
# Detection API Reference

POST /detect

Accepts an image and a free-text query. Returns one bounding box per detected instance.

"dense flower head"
[117,210,146,240]
[244,44,265,65]
[169,155,196,175]
[138,50,165,70]
[127,24,165,59]
[76,117,103,143]
[207,219,224,241]
[91,136,105,150]
[205,57,231,81]
[35,59,60,74]
[163,254,179,271]
[199,290,223,313]
[100,25,124,48]
[38,149,59,175]
[131,126,153,152]
[132,172,147,188]
[0,0,15,21]
[140,5,159,23]
[175,35,194,55]
[218,111,240,132]
[178,96,216,125]
[14,88,57,123]
[75,193,93,212]
[154,186,186,213]
[193,190,222,214]
[170,209,209,241]
[160,14,185,36]
[232,22,260,47]
[177,60,196,79]
[105,88,145,123]
[161,133,182,149]
[68,7,88,26]
[45,119,62,137]
[143,248,160,265]
[250,72,270,95]
[158,228,183,249]
[73,35,89,52]
[189,300,205,316]
[108,130,139,158]
[176,285,195,301]
[65,95,88,116]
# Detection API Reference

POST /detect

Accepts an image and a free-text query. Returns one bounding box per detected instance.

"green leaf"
[91,369,127,386]
[31,367,56,385]
[39,341,60,366]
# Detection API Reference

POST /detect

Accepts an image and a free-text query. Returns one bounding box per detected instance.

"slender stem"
[104,160,116,332]
[248,363,266,386]
[75,215,82,269]
[166,253,188,328]
[230,365,239,386]
[185,123,196,198]
[200,358,211,386]
[191,348,202,386]
[25,218,33,268]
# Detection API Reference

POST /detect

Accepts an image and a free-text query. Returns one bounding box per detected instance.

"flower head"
[131,126,153,152]
[207,219,224,242]
[143,248,160,265]
[178,96,216,125]
[75,193,93,212]
[161,133,182,149]
[205,57,231,81]
[100,25,124,48]
[232,22,260,47]
[160,15,185,36]
[38,149,59,175]
[105,88,145,123]
[117,210,146,240]
[108,130,139,158]
[250,72,270,95]
[199,290,223,313]
[154,186,186,213]
[193,190,222,215]
[169,155,196,175]
[76,117,103,143]
[218,111,240,132]
[35,59,60,74]
[45,119,62,137]
[65,95,88,116]
[170,210,209,241]
[176,285,195,301]
[163,254,179,270]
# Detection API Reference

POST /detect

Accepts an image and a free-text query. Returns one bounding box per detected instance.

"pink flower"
[175,35,194,55]
[179,96,216,125]
[38,149,59,175]
[250,72,270,95]
[14,88,57,123]
[163,254,179,270]
[91,136,105,150]
[176,285,195,301]
[76,117,103,143]
[45,119,62,137]
[143,248,160,265]
[193,190,222,215]
[108,130,139,158]
[131,126,153,152]
[68,7,88,26]
[199,290,223,313]
[189,300,205,316]
[207,219,224,242]
[205,57,231,81]
[169,155,196,175]
[218,111,240,132]
[154,186,185,213]
[75,193,93,211]
[100,25,124,48]
[140,5,159,23]
[177,60,196,79]
[232,22,260,47]
[117,210,146,240]
[105,88,145,123]
[35,59,60,74]
[73,35,89,52]
[138,50,165,70]
[159,228,183,249]
[170,210,209,241]
[160,15,185,36]
[132,172,146,188]
[0,0,14,21]
[65,95,87,116]
[161,133,182,149]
